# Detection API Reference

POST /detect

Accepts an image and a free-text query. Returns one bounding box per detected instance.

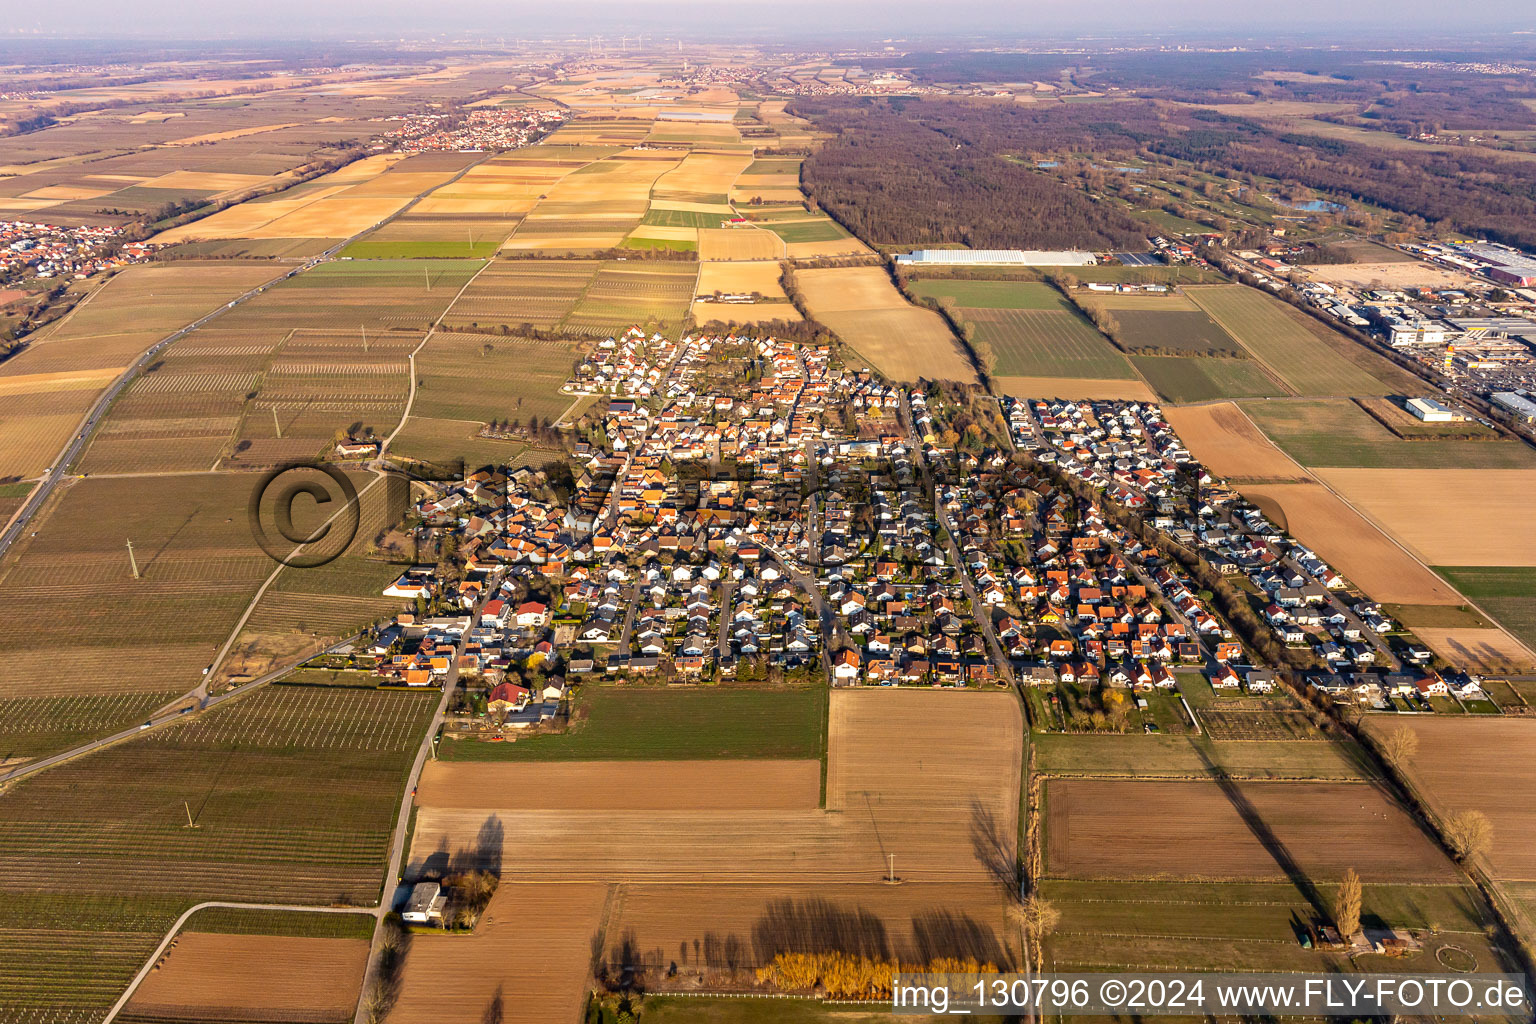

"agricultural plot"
[153,153,471,242]
[389,883,610,1024]
[0,685,436,1022]
[698,227,781,261]
[1107,308,1246,356]
[1373,717,1536,880]
[563,261,697,337]
[440,259,599,332]
[1045,779,1457,881]
[731,155,804,204]
[442,686,826,762]
[692,261,799,323]
[1161,402,1309,481]
[1244,399,1536,470]
[417,760,821,811]
[1186,285,1406,396]
[0,473,278,698]
[406,689,1019,1024]
[992,376,1157,402]
[415,689,1020,884]
[1130,354,1285,403]
[411,331,580,427]
[975,309,1136,380]
[1032,732,1373,781]
[651,151,750,203]
[503,150,682,252]
[124,932,369,1021]
[0,692,180,763]
[794,267,974,384]
[0,262,276,479]
[1044,879,1500,975]
[1315,468,1536,567]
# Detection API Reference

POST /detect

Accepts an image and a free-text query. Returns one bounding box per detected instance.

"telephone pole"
[272,407,282,438]
[126,539,139,579]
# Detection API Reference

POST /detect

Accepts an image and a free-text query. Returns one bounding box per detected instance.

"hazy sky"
[4,0,1533,42]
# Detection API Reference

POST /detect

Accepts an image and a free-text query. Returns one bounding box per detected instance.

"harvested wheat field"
[1315,468,1536,567]
[605,881,1010,971]
[1414,627,1534,673]
[795,267,975,383]
[692,261,798,323]
[416,760,820,811]
[1163,402,1309,481]
[994,376,1157,402]
[390,883,609,1024]
[1046,779,1456,882]
[1369,717,1536,879]
[1237,482,1461,604]
[409,690,1020,884]
[126,932,368,1020]
[698,228,781,261]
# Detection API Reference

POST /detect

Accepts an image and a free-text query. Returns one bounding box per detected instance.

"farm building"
[402,882,446,924]
[894,249,1097,266]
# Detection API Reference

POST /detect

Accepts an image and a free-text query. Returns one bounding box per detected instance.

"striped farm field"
[1130,355,1285,403]
[563,261,697,336]
[1186,285,1410,396]
[0,472,350,697]
[974,308,1135,380]
[0,692,180,762]
[0,685,436,1022]
[413,331,580,426]
[441,259,599,331]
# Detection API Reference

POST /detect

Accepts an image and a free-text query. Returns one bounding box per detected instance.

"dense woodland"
[792,95,1536,251]
[790,99,1151,251]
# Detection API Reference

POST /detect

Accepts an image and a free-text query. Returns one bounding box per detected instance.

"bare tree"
[1333,867,1363,940]
[1380,725,1420,770]
[1444,809,1494,863]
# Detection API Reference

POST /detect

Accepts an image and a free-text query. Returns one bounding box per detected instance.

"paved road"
[102,900,377,1024]
[351,590,488,1024]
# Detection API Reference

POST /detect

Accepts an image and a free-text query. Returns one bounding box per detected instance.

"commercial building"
[894,249,1097,266]
[1493,391,1536,423]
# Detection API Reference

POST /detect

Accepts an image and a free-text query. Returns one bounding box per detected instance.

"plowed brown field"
[1163,402,1309,481]
[1045,779,1456,882]
[126,932,367,1020]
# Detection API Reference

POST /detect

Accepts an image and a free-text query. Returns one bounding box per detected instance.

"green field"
[968,310,1131,379]
[160,237,338,259]
[441,685,828,761]
[412,332,579,426]
[1244,399,1536,469]
[1187,285,1405,396]
[1131,355,1285,402]
[1112,308,1244,355]
[908,279,1068,310]
[0,684,435,1021]
[1433,566,1536,651]
[337,239,504,259]
[642,207,732,228]
[1031,731,1374,780]
[178,905,377,939]
[762,219,848,243]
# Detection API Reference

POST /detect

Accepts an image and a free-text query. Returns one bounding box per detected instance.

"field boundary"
[101,900,377,1024]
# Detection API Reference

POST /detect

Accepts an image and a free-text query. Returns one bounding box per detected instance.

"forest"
[792,96,1536,251]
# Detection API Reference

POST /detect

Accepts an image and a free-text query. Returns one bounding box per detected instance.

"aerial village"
[335,320,1491,745]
